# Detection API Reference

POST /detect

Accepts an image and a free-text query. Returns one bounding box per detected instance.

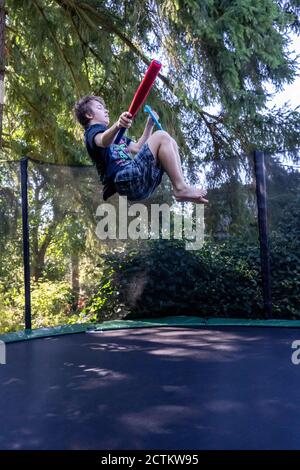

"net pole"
[253,150,272,318]
[20,157,32,330]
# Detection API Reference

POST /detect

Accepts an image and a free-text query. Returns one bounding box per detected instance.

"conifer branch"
[54,0,222,136]
[31,0,82,95]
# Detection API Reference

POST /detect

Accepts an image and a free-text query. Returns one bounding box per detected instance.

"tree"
[3,0,300,170]
[0,0,6,147]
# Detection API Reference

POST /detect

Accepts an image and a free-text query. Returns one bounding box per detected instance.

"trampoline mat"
[1,326,300,450]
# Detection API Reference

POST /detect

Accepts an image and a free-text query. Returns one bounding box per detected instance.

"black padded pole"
[253,151,272,318]
[20,157,32,330]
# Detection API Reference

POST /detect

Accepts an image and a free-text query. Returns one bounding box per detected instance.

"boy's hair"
[74,95,106,128]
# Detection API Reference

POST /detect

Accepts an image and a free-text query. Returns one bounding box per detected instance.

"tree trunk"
[71,253,80,310]
[32,221,58,281]
[0,1,6,148]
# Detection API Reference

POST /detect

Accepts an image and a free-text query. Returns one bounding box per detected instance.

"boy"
[74,95,208,203]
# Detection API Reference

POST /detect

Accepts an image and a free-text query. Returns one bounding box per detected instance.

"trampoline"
[1,153,299,451]
[1,321,300,450]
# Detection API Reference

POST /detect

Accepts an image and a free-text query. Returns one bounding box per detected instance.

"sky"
[267,34,300,109]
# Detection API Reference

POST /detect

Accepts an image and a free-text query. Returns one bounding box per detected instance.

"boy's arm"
[128,110,160,153]
[128,117,155,154]
[94,112,132,147]
[94,122,119,148]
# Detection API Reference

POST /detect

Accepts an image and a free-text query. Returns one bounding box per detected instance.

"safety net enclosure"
[0,149,299,334]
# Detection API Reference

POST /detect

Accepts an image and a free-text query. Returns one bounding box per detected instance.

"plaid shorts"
[113,143,164,201]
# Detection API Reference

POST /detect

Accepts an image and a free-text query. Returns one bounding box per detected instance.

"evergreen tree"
[3,0,299,171]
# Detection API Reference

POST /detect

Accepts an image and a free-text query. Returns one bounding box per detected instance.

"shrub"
[0,280,75,333]
[82,238,265,321]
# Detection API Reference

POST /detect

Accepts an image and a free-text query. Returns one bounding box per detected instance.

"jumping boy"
[74,95,208,203]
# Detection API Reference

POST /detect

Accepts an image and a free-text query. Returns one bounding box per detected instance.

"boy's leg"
[155,134,184,178]
[147,131,208,203]
[171,138,185,179]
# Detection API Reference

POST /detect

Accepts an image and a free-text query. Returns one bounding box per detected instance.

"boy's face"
[86,99,109,126]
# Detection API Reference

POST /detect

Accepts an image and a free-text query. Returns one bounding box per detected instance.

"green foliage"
[268,171,300,316]
[82,228,300,321]
[4,0,300,168]
[270,230,300,317]
[82,238,264,321]
[0,280,75,333]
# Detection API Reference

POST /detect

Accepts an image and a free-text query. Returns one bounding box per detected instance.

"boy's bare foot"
[174,185,209,204]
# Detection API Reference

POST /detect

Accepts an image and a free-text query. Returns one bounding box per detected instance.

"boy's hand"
[147,109,159,125]
[117,112,133,129]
